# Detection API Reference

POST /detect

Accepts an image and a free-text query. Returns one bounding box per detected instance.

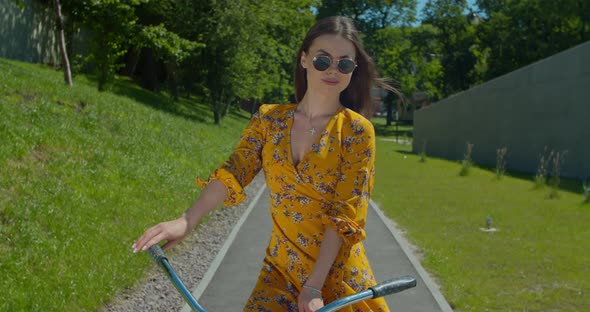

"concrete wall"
[0,0,59,64]
[413,41,590,179]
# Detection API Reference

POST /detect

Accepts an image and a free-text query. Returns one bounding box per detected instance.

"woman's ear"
[300,52,308,69]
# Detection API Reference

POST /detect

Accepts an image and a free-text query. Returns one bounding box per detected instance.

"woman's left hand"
[298,287,324,312]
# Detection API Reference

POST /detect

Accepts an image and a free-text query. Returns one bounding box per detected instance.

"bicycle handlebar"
[149,245,207,312]
[318,276,417,312]
[148,245,417,312]
[370,276,417,298]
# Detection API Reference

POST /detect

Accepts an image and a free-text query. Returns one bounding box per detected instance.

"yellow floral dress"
[198,104,389,312]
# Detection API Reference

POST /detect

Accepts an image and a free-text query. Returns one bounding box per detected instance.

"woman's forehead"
[309,34,356,58]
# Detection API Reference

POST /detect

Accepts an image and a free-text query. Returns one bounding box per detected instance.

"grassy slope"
[0,59,250,311]
[371,122,589,311]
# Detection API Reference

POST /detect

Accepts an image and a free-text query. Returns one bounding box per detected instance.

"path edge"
[369,200,454,312]
[180,184,267,312]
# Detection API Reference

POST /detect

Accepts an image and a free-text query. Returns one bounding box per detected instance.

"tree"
[422,0,480,97]
[371,25,443,124]
[475,0,590,81]
[171,0,315,124]
[317,0,418,35]
[60,0,146,91]
[136,24,203,100]
[52,0,73,86]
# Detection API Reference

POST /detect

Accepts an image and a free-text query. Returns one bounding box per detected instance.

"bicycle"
[149,245,417,312]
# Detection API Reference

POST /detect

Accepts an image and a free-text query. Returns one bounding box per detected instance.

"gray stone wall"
[0,0,59,64]
[413,41,590,179]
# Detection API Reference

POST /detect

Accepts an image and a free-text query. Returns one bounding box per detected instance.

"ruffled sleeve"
[321,116,375,256]
[196,106,268,206]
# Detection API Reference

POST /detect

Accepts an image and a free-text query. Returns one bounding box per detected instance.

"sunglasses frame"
[312,55,357,74]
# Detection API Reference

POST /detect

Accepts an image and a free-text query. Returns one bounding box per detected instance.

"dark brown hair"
[294,16,397,117]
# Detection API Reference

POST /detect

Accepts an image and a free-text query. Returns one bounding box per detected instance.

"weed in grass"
[582,179,590,203]
[547,150,567,199]
[534,147,553,189]
[419,140,427,163]
[495,147,507,180]
[459,142,474,176]
[583,178,590,204]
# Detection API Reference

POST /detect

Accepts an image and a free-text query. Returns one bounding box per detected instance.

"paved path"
[182,186,453,312]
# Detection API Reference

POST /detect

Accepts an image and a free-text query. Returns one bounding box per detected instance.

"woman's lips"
[322,79,339,86]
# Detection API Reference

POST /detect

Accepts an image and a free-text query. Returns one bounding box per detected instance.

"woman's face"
[301,34,357,96]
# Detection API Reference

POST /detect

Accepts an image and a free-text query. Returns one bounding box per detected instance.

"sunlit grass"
[0,58,250,311]
[372,139,589,311]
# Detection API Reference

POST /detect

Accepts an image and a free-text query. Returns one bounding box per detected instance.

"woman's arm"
[298,227,342,312]
[132,179,228,252]
[305,227,343,289]
[133,105,269,253]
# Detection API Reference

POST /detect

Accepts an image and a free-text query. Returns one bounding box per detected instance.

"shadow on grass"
[373,123,413,138]
[110,80,211,123]
[388,147,587,196]
[462,161,584,195]
[81,74,212,123]
[228,107,252,121]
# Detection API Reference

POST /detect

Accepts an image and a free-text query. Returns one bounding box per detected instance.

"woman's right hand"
[132,216,192,253]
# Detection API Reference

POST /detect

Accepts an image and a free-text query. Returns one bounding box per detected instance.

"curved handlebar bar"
[148,245,417,312]
[370,276,417,298]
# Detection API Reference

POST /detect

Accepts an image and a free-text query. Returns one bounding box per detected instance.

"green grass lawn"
[0,58,250,311]
[372,136,589,311]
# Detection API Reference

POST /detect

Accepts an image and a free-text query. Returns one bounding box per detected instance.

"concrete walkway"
[181,186,453,312]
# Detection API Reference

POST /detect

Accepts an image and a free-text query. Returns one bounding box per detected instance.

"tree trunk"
[212,92,221,125]
[140,48,159,92]
[386,101,393,126]
[123,48,141,77]
[166,62,179,101]
[53,0,72,86]
[213,103,221,125]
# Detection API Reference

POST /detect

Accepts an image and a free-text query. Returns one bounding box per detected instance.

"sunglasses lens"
[338,59,356,74]
[313,56,331,71]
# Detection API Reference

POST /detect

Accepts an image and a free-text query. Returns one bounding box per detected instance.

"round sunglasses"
[312,55,357,74]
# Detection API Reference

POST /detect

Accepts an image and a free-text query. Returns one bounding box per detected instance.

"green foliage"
[137,24,203,64]
[475,0,590,81]
[0,58,250,311]
[371,24,444,101]
[422,0,481,97]
[316,0,418,33]
[170,0,316,123]
[62,0,147,91]
[10,0,26,10]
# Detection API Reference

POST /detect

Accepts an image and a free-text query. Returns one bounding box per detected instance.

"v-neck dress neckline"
[287,104,345,169]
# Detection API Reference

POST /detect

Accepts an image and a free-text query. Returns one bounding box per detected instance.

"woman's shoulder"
[340,108,375,137]
[257,103,296,116]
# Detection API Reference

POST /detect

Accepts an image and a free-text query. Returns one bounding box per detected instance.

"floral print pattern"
[198,104,388,311]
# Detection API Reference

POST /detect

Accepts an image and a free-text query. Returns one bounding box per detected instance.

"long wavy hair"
[294,16,397,117]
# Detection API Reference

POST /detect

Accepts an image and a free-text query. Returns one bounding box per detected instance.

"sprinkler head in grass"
[480,216,498,232]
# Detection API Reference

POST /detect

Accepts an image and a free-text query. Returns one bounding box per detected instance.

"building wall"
[413,41,590,179]
[0,0,59,64]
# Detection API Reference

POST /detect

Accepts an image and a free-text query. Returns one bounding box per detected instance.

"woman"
[133,16,395,312]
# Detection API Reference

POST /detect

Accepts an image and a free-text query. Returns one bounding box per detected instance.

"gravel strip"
[102,174,266,312]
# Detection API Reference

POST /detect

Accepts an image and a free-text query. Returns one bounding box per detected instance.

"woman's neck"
[297,91,342,119]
